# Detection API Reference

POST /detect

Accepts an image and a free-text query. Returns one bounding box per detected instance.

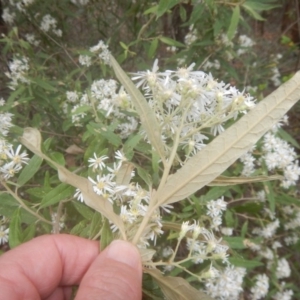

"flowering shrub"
[1,0,300,299]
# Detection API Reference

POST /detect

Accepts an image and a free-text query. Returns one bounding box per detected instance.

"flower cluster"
[5,56,30,90]
[132,60,255,161]
[250,274,269,300]
[0,103,29,181]
[74,151,164,246]
[206,197,227,230]
[205,265,246,299]
[40,14,62,37]
[64,76,138,137]
[89,40,110,65]
[240,116,300,188]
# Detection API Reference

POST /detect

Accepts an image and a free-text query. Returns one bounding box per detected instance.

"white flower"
[79,55,92,67]
[0,112,14,136]
[162,246,173,258]
[206,197,227,218]
[88,153,108,171]
[115,150,127,162]
[5,144,29,166]
[0,225,9,245]
[179,221,193,239]
[273,289,294,300]
[88,174,115,196]
[40,14,62,37]
[74,188,84,202]
[275,258,291,279]
[25,33,40,46]
[2,8,15,25]
[0,162,22,180]
[5,56,30,89]
[251,274,269,300]
[89,40,110,65]
[221,227,233,236]
[205,265,246,300]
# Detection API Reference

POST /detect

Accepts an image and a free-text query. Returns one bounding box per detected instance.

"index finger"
[0,234,99,299]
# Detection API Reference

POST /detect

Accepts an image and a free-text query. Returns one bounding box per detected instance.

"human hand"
[0,234,142,300]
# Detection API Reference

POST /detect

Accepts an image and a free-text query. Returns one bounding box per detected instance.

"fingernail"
[106,240,141,269]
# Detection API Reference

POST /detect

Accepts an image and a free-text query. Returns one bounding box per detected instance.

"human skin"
[0,234,142,300]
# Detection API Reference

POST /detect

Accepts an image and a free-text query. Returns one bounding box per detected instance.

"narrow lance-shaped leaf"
[227,5,240,40]
[20,128,126,238]
[145,268,214,300]
[208,174,283,186]
[109,54,166,161]
[156,71,300,205]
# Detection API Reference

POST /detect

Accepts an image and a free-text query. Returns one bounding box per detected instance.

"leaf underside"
[156,71,300,205]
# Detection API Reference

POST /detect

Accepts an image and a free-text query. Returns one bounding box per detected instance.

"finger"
[0,234,99,300]
[44,287,72,300]
[75,240,142,300]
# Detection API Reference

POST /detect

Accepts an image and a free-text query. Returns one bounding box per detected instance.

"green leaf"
[21,223,36,243]
[156,71,300,205]
[86,123,122,147]
[17,155,43,187]
[33,78,57,92]
[188,4,204,25]
[200,186,230,203]
[264,181,275,213]
[100,217,113,250]
[223,236,246,249]
[242,4,265,20]
[276,194,300,207]
[278,128,300,149]
[241,221,248,238]
[0,193,37,224]
[179,5,187,22]
[156,0,179,18]
[243,0,281,11]
[84,135,107,161]
[72,200,95,219]
[40,183,74,208]
[143,5,158,15]
[89,212,102,239]
[109,54,166,160]
[229,257,263,269]
[9,208,22,249]
[227,5,240,40]
[72,104,92,115]
[137,166,153,186]
[70,220,88,235]
[124,134,142,152]
[148,39,159,59]
[159,36,185,48]
[48,151,66,166]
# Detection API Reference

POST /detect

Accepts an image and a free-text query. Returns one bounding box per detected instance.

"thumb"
[75,240,142,300]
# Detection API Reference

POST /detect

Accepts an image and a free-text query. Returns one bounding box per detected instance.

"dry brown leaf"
[208,174,284,186]
[116,162,135,186]
[146,268,213,300]
[65,144,84,154]
[110,54,166,161]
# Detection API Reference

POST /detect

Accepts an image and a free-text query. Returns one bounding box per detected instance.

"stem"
[132,200,157,244]
[1,181,52,225]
